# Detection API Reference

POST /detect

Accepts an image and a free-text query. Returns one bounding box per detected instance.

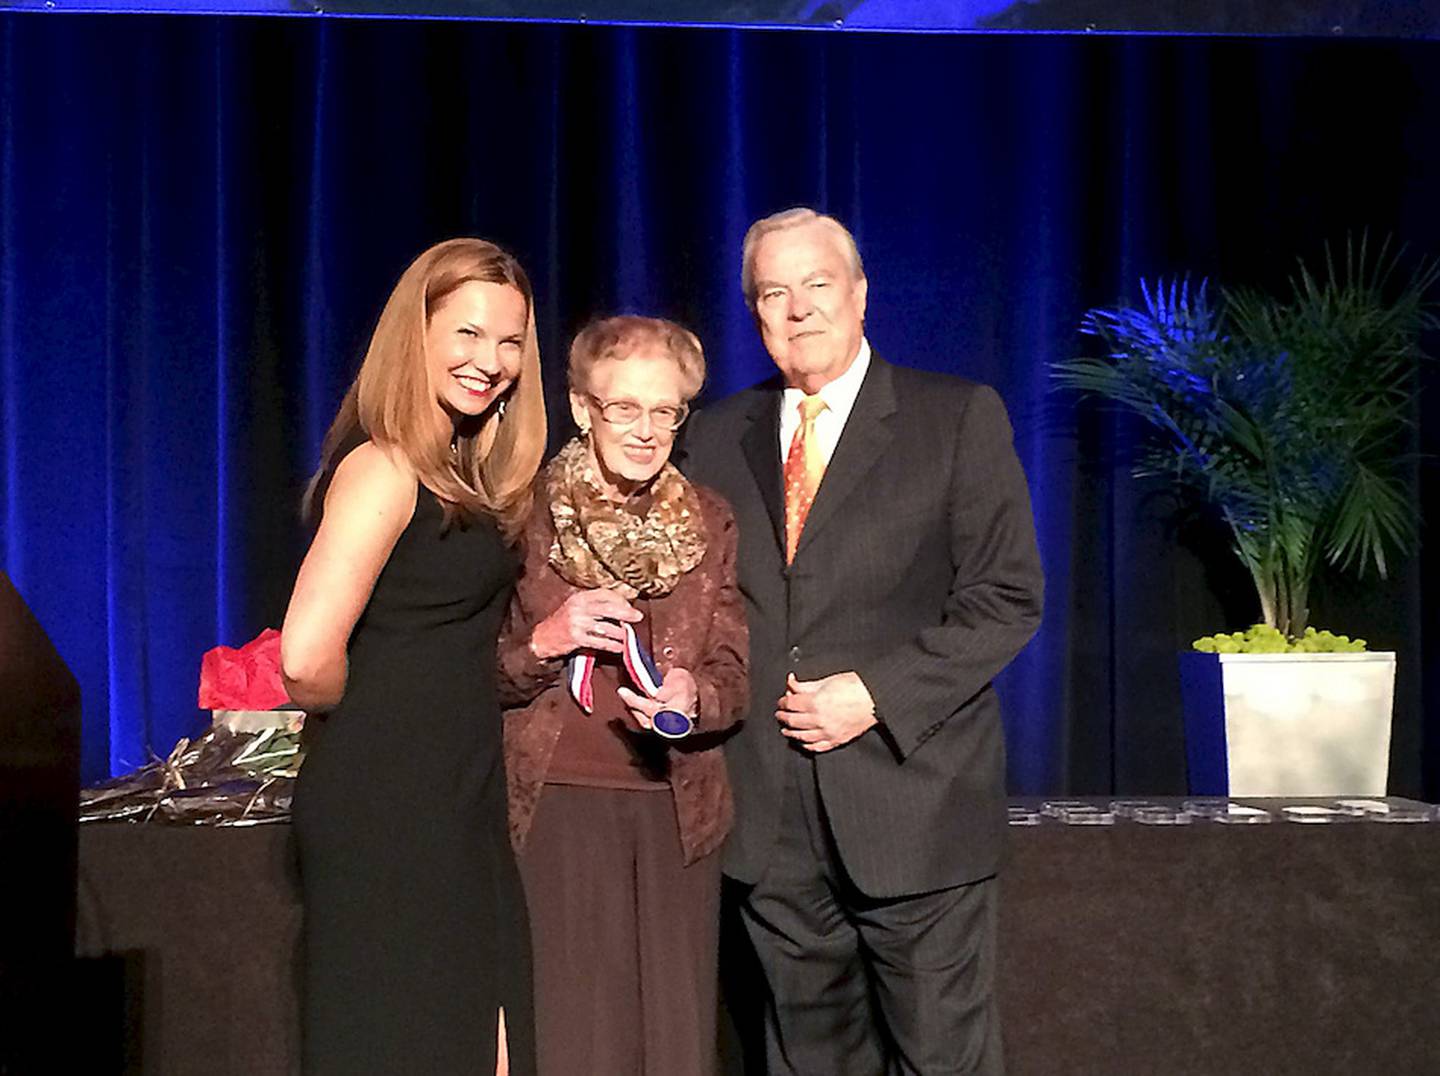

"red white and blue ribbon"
[620,622,665,697]
[564,621,694,739]
[566,651,596,713]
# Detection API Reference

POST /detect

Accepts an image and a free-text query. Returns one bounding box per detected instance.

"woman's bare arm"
[280,443,417,711]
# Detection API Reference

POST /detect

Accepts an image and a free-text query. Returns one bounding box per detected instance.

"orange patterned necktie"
[783,395,828,563]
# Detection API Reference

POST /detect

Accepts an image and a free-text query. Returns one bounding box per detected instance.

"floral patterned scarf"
[546,437,707,599]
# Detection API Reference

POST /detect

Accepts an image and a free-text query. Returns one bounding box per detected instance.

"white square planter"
[1178,652,1396,797]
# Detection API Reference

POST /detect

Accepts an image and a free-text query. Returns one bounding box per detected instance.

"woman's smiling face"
[425,279,528,421]
[573,349,688,497]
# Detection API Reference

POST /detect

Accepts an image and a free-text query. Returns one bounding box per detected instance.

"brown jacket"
[497,483,748,865]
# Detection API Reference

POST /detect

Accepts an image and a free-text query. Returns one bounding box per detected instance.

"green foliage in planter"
[1193,624,1367,654]
[1053,236,1436,639]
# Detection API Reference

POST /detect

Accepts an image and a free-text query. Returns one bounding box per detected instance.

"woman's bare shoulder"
[324,441,417,517]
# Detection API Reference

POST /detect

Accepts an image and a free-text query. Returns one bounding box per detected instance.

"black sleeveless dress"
[293,477,535,1075]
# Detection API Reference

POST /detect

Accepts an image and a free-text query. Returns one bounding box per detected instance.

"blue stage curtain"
[2,13,1438,796]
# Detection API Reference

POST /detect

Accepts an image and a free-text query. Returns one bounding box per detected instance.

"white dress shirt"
[778,338,873,466]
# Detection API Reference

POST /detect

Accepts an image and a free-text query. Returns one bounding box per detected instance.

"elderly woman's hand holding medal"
[527,588,697,732]
[528,588,641,658]
[616,667,698,733]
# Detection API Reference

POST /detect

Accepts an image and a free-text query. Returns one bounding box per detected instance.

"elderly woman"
[497,315,747,1076]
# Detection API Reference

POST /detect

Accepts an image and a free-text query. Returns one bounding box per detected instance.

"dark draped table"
[74,800,1440,1075]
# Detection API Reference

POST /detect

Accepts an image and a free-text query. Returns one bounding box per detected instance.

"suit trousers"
[738,755,1003,1076]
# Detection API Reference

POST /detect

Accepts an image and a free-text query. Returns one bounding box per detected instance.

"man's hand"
[618,667,698,732]
[776,671,877,753]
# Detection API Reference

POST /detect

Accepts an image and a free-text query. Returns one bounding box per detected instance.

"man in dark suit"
[683,208,1043,1075]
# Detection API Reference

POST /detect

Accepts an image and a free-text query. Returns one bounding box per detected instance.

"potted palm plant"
[1053,237,1436,795]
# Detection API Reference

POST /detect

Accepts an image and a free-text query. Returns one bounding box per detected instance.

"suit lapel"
[739,389,786,556]
[793,356,898,560]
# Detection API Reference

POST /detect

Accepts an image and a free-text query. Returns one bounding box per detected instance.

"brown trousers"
[518,784,722,1076]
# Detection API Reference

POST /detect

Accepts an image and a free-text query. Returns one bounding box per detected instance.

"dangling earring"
[497,397,508,420]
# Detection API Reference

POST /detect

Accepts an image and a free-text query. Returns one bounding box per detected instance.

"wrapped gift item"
[79,724,303,826]
[81,630,307,825]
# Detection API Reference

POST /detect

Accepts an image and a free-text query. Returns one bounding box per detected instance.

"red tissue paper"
[198,628,291,710]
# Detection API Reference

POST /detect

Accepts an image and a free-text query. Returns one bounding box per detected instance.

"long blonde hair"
[306,238,546,539]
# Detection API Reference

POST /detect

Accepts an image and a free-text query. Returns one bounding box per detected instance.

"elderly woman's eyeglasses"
[587,395,690,432]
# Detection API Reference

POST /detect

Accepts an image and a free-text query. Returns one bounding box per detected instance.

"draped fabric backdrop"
[2,13,1438,796]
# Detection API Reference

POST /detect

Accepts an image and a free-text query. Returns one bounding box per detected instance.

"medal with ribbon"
[565,622,695,740]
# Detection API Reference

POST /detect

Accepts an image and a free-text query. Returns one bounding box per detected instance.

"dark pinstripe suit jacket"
[682,354,1044,898]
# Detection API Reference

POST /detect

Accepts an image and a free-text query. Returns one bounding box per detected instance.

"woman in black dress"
[281,238,546,1075]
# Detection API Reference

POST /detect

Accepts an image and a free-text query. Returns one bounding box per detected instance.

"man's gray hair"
[740,208,865,310]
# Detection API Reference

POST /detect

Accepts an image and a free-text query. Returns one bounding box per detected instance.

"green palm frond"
[1055,233,1436,635]
[1326,463,1419,578]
